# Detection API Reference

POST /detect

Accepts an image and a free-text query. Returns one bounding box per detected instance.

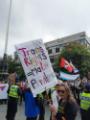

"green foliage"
[7,55,25,80]
[55,42,90,78]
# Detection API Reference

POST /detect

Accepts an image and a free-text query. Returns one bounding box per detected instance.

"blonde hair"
[58,82,76,102]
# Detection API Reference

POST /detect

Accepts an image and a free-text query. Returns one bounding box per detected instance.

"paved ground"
[0,103,81,120]
[0,103,26,120]
[0,103,50,120]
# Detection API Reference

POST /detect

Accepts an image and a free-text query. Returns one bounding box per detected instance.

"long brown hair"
[57,82,76,102]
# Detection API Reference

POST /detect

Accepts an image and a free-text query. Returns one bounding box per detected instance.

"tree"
[7,55,25,80]
[0,55,25,81]
[55,42,90,78]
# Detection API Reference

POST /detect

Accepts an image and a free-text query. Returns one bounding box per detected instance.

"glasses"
[57,90,65,94]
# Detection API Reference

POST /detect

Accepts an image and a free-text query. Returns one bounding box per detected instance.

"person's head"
[56,83,74,101]
[8,73,16,85]
[84,83,90,92]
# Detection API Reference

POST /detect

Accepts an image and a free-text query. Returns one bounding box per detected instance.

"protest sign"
[0,84,8,99]
[15,40,57,96]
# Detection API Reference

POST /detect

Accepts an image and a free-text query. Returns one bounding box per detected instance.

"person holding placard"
[24,87,40,120]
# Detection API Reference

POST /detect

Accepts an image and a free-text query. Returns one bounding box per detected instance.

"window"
[50,58,54,63]
[79,39,85,45]
[48,49,52,54]
[56,48,60,53]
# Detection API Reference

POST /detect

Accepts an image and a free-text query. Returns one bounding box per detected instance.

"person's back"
[24,88,39,120]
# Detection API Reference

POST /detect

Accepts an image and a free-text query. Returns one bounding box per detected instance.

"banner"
[0,84,8,99]
[15,40,57,96]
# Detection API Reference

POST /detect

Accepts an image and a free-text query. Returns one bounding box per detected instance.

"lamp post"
[4,0,12,55]
[3,0,12,74]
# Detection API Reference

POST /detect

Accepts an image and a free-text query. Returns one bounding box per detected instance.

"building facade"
[45,32,90,65]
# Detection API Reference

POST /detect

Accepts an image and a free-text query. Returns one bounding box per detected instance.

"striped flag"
[59,57,79,81]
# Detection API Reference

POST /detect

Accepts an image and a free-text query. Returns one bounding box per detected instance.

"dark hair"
[85,83,90,92]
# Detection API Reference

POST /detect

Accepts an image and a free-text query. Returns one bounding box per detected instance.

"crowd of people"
[0,73,90,120]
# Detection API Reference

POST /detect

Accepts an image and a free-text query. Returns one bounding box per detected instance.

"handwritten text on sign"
[16,40,57,96]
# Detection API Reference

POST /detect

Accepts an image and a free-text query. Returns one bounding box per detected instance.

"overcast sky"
[0,0,90,57]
